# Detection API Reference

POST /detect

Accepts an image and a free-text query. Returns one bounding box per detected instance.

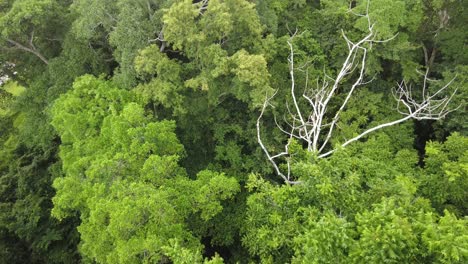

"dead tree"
[257,8,458,185]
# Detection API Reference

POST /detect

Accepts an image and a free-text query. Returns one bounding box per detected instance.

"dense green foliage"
[1,0,466,263]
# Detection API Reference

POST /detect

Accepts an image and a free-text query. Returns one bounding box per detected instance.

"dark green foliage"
[0,81,81,263]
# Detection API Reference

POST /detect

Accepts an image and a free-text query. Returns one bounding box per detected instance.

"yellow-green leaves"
[1,80,25,96]
[135,45,187,114]
[352,198,420,263]
[162,0,262,57]
[0,81,25,116]
[421,133,468,215]
[199,0,233,42]
[230,50,273,107]
[0,0,61,36]
[50,75,240,263]
[193,170,240,221]
[163,0,201,52]
[51,75,136,144]
[293,213,355,264]
[421,210,468,263]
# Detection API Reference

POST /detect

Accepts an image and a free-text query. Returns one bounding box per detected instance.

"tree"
[419,133,468,215]
[0,80,81,263]
[50,75,239,262]
[257,5,459,184]
[243,131,468,263]
[0,0,70,66]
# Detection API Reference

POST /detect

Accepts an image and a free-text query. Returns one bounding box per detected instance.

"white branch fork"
[257,10,458,183]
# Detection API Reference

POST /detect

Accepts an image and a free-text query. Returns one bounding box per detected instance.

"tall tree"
[50,75,239,262]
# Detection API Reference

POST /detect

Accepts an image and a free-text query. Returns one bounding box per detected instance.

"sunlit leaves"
[50,75,239,262]
[421,210,468,263]
[420,133,468,215]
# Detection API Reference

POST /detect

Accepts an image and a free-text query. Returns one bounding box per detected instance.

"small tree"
[257,7,459,184]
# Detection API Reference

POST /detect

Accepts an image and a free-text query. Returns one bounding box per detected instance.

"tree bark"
[5,38,49,65]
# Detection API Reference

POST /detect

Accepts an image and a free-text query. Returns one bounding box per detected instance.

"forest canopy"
[0,0,467,263]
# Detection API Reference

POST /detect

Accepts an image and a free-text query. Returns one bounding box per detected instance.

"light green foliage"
[243,134,468,263]
[0,81,25,167]
[163,0,263,56]
[351,198,422,263]
[420,133,468,215]
[162,0,201,53]
[229,50,272,107]
[0,81,25,116]
[0,0,63,37]
[51,75,137,145]
[292,212,355,263]
[243,174,302,262]
[421,210,468,263]
[0,80,25,96]
[161,0,272,108]
[78,181,200,263]
[135,45,186,115]
[50,76,239,262]
[190,170,240,221]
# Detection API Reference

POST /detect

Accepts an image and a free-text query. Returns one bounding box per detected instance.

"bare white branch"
[257,92,302,185]
[257,6,459,183]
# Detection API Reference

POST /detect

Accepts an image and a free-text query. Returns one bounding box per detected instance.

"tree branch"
[5,37,49,65]
[257,92,301,185]
[257,5,458,183]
